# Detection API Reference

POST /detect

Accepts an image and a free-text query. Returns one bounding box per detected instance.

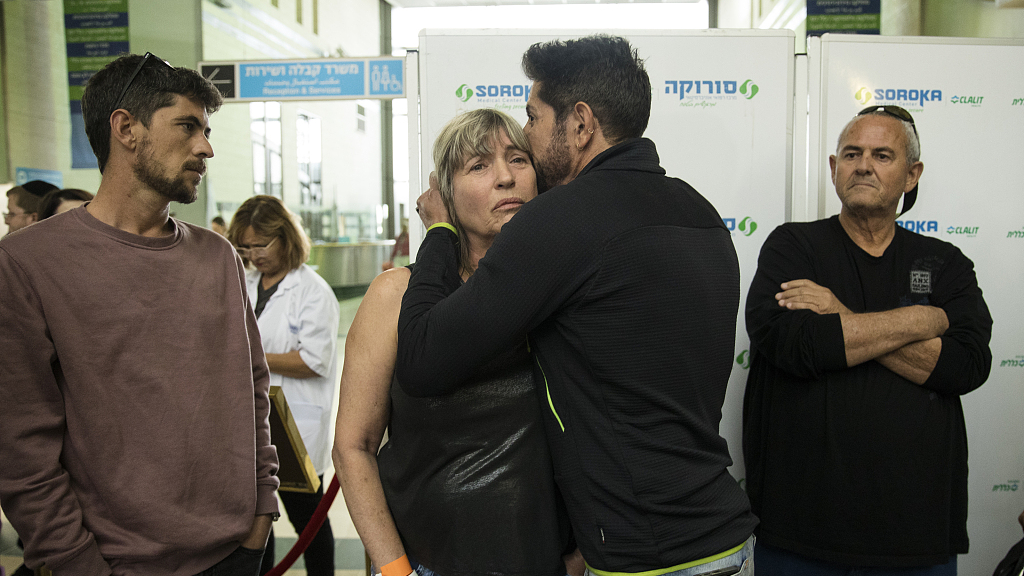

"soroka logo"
[896,219,938,234]
[855,87,942,107]
[735,350,751,370]
[663,79,758,100]
[946,225,979,238]
[999,355,1024,367]
[456,83,531,103]
[724,217,758,236]
[993,480,1020,492]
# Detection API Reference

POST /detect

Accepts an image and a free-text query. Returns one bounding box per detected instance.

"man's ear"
[110,109,138,151]
[904,161,924,193]
[572,101,597,150]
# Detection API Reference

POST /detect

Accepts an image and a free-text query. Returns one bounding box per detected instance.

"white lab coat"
[247,264,339,475]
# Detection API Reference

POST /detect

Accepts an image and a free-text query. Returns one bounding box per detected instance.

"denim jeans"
[584,535,754,576]
[755,541,956,576]
[194,545,266,576]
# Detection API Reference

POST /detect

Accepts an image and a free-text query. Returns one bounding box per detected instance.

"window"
[250,101,283,198]
[296,112,323,207]
[356,104,366,133]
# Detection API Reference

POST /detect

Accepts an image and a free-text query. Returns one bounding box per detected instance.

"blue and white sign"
[201,57,404,102]
[15,167,63,188]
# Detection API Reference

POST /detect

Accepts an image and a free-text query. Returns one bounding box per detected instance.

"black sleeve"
[396,203,592,397]
[921,246,993,395]
[745,225,848,379]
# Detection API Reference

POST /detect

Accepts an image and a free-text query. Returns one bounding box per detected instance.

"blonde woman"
[334,109,572,576]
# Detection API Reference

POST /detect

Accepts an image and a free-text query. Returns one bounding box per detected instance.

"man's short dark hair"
[522,35,651,144]
[82,53,223,173]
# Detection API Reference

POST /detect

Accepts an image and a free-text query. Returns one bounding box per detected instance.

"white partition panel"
[412,29,795,482]
[810,34,1024,575]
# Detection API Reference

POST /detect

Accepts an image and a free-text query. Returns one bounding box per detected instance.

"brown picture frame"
[268,386,321,493]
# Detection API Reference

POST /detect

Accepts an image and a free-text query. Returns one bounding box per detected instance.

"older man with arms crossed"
[0,53,279,575]
[743,106,992,576]
[398,35,757,576]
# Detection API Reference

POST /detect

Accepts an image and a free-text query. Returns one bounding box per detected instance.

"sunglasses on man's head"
[857,105,917,136]
[112,52,173,113]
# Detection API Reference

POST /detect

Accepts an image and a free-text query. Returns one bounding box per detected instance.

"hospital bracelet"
[381,553,414,576]
[427,222,457,235]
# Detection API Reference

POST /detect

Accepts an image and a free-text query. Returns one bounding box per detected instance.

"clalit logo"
[735,350,751,370]
[946,225,979,238]
[455,84,473,102]
[999,355,1024,367]
[993,480,1020,492]
[950,95,984,106]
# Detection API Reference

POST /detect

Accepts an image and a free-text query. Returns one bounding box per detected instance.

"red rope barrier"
[265,475,341,576]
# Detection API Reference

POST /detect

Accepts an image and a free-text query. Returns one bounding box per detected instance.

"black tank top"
[378,339,570,576]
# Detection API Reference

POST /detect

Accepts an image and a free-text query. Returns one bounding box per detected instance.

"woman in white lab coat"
[228,195,340,576]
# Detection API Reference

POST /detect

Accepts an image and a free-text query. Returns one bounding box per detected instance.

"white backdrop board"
[809,34,1024,575]
[411,29,795,482]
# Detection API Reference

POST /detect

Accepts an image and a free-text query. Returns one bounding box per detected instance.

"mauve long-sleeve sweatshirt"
[0,206,279,576]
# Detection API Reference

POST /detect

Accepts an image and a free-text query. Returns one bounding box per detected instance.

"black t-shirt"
[743,215,992,567]
[254,275,283,319]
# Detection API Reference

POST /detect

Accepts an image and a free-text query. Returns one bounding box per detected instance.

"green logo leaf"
[455,84,473,102]
[855,87,872,105]
[738,217,758,237]
[739,79,759,100]
[736,350,750,369]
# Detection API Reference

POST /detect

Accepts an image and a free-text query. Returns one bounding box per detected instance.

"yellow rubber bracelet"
[427,222,457,235]
[381,554,413,576]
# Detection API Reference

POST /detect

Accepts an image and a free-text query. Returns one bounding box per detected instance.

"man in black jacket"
[743,106,992,576]
[398,35,757,576]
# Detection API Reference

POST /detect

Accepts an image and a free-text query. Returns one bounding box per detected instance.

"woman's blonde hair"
[432,108,533,274]
[227,195,311,271]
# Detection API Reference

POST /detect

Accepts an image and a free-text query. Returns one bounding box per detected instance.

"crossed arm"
[775,278,948,384]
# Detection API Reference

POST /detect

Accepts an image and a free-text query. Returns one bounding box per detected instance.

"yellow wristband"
[381,554,413,576]
[427,222,457,235]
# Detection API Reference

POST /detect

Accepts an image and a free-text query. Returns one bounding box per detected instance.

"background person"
[333,108,573,576]
[37,188,94,220]
[227,195,340,576]
[4,179,58,235]
[743,106,992,576]
[211,215,228,236]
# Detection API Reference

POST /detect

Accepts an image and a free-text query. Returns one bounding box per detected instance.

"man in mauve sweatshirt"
[0,53,280,576]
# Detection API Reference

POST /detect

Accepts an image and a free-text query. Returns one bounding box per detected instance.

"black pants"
[259,475,334,576]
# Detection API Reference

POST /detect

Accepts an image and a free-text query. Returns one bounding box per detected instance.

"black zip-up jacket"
[397,138,757,573]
